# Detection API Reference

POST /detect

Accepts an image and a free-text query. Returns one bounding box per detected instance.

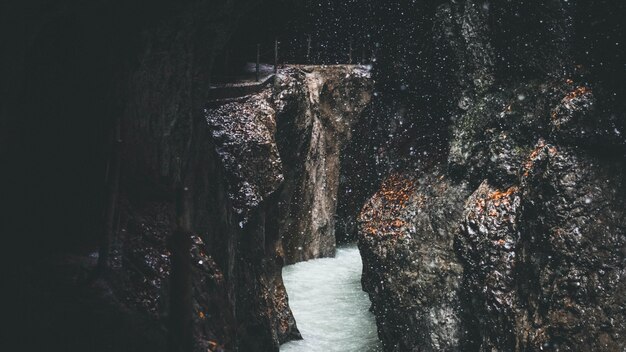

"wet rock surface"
[52,64,372,352]
[274,66,372,263]
[454,140,626,351]
[516,143,626,351]
[205,87,284,225]
[360,86,626,351]
[361,103,626,352]
[10,0,624,351]
[457,181,523,350]
[359,171,471,351]
[357,1,626,351]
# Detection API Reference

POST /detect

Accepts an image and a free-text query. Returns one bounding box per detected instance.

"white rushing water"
[280,244,382,352]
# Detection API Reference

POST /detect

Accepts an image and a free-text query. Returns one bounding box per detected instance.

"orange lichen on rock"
[564,86,591,101]
[488,186,519,201]
[551,110,558,121]
[522,141,558,177]
[528,139,547,159]
[378,173,417,207]
[363,224,379,236]
[362,218,406,238]
[473,185,519,215]
[391,219,405,228]
[359,173,419,240]
[523,140,547,176]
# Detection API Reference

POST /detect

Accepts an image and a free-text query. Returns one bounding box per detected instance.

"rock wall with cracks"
[357,1,626,351]
[274,66,373,264]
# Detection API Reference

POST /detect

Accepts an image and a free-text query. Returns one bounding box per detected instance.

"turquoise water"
[280,244,382,352]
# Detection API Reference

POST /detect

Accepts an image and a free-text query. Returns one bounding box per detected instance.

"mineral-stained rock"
[363,135,625,352]
[358,1,626,345]
[455,139,626,351]
[517,141,626,351]
[457,180,524,350]
[358,169,471,351]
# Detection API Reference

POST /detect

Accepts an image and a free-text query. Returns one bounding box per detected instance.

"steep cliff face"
[202,86,299,351]
[457,146,626,350]
[274,66,372,263]
[357,1,626,351]
[201,65,371,348]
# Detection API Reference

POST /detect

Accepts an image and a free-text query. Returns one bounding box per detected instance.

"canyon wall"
[357,1,626,351]
[274,66,372,263]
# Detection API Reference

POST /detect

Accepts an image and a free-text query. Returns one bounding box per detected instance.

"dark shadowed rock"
[356,1,626,351]
[457,180,524,350]
[456,139,626,351]
[200,64,371,348]
[517,142,626,351]
[358,170,471,351]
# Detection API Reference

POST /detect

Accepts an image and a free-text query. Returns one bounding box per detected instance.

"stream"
[280,244,382,352]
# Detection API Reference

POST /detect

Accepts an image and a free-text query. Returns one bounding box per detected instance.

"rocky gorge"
[7,0,625,351]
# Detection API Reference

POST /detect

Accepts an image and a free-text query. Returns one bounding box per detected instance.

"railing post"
[316,42,321,64]
[306,35,311,64]
[361,44,365,65]
[274,38,278,74]
[348,39,352,65]
[256,44,260,82]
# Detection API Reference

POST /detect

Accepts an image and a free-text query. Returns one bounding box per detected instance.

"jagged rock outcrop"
[515,143,625,351]
[206,87,284,225]
[360,84,626,352]
[274,66,372,263]
[456,139,626,351]
[457,181,523,350]
[359,170,471,351]
[357,1,626,351]
[202,86,300,351]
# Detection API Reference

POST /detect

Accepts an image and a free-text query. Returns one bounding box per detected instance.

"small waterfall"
[280,244,382,352]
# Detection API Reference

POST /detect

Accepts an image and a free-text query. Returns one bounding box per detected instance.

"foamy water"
[280,244,382,352]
